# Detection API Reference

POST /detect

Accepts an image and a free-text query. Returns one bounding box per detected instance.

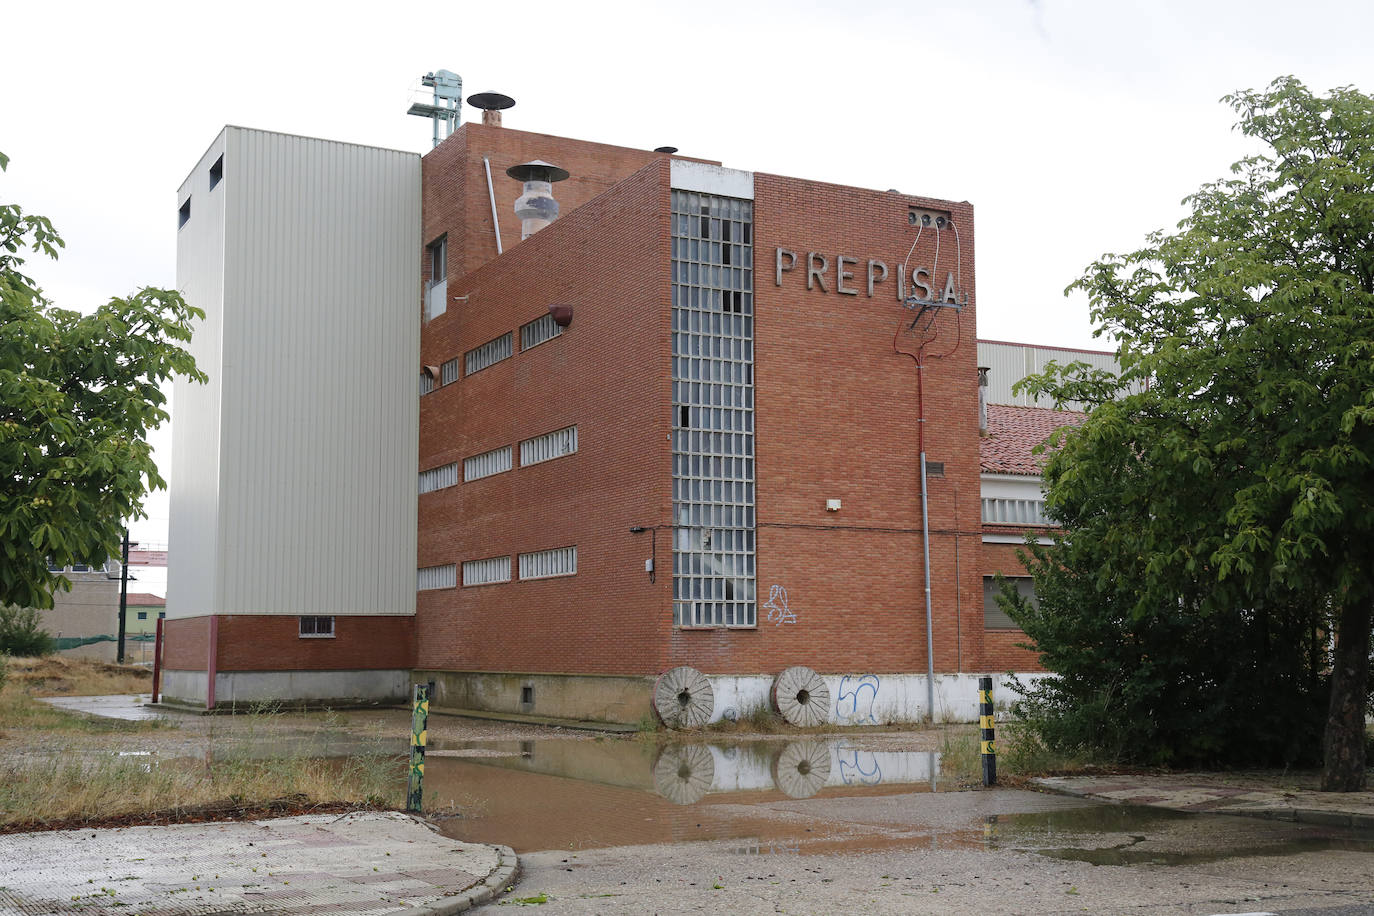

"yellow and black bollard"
[978,675,996,787]
[406,682,430,812]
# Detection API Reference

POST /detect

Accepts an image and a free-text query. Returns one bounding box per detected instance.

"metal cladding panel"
[217,128,420,615]
[167,130,228,620]
[977,340,1126,410]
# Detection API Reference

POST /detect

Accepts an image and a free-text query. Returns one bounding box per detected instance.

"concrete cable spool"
[652,744,715,805]
[771,666,830,727]
[772,741,832,799]
[653,666,714,728]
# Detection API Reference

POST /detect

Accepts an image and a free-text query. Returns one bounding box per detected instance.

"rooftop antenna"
[468,90,516,127]
[407,70,463,149]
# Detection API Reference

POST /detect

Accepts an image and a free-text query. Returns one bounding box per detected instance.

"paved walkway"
[1032,772,1374,829]
[0,812,516,915]
[40,693,167,721]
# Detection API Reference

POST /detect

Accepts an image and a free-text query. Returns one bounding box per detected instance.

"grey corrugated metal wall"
[977,340,1130,410]
[169,127,420,619]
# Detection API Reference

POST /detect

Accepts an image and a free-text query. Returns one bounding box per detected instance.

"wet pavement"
[39,694,166,721]
[0,812,515,916]
[11,699,1374,914]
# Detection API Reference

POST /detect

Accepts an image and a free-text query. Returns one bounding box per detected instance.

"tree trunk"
[1321,600,1371,791]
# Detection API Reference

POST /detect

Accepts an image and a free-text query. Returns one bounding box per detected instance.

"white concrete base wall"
[161,669,208,706]
[708,672,1047,725]
[216,670,411,705]
[159,669,411,707]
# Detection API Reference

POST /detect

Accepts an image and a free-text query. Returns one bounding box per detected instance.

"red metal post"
[206,615,219,710]
[151,617,163,703]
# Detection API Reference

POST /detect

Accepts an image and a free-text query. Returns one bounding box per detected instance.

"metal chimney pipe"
[978,366,990,437]
[506,160,570,240]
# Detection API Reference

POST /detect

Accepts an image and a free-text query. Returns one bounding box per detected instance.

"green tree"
[0,152,205,610]
[1014,77,1374,790]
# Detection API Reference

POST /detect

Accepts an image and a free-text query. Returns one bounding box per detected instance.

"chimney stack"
[507,160,570,240]
[467,90,515,128]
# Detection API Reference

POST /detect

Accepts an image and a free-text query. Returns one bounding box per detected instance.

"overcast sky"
[5,0,1373,573]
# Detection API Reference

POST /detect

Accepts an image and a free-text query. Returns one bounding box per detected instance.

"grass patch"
[5,655,151,697]
[936,722,1088,788]
[0,743,402,830]
[0,661,408,829]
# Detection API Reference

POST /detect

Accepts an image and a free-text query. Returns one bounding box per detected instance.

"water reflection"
[426,736,941,804]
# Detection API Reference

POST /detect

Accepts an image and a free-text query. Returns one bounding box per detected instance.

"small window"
[984,576,1036,630]
[136,611,148,620]
[428,236,447,287]
[158,612,166,619]
[178,198,191,228]
[464,445,513,482]
[440,356,460,386]
[520,313,563,350]
[465,333,513,375]
[419,463,459,494]
[463,556,512,587]
[520,426,577,467]
[71,563,89,572]
[420,370,435,396]
[418,564,458,590]
[299,615,335,638]
[209,155,224,190]
[519,546,577,580]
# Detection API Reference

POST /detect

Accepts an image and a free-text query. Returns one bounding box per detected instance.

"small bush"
[0,606,55,656]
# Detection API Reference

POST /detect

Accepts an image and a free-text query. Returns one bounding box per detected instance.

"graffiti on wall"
[834,741,884,786]
[835,674,880,724]
[762,585,797,625]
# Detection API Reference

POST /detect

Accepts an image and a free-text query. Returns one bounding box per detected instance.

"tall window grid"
[670,189,756,628]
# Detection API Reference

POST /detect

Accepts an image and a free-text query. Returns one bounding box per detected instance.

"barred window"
[670,189,756,628]
[521,313,563,350]
[464,446,512,482]
[520,426,577,466]
[981,497,1053,526]
[419,463,459,494]
[465,332,512,376]
[440,356,461,386]
[519,546,577,580]
[463,556,511,586]
[418,564,457,590]
[299,615,335,637]
[420,371,435,395]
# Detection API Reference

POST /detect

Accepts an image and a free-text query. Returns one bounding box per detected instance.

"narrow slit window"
[209,155,223,190]
[178,199,191,228]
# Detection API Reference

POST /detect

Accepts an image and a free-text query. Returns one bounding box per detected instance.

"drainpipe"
[483,157,503,255]
[894,324,937,723]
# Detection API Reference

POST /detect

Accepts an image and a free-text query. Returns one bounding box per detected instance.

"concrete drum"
[772,740,832,798]
[653,744,715,805]
[653,665,714,728]
[772,665,830,727]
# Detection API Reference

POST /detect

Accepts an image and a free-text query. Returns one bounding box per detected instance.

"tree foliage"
[0,605,55,656]
[0,152,205,609]
[1009,77,1374,789]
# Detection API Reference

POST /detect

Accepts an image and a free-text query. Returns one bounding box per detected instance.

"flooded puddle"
[420,736,1374,864]
[424,736,957,853]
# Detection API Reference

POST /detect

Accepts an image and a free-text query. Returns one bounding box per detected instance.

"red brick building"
[166,112,1087,724]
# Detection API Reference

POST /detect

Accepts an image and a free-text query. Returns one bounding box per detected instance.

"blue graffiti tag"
[762,585,797,625]
[835,674,880,724]
[835,746,884,786]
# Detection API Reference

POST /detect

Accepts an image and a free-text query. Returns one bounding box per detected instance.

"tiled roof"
[124,593,165,606]
[980,403,1085,475]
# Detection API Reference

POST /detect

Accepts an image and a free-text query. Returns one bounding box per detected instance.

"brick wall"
[979,540,1044,670]
[162,615,210,670]
[416,158,674,676]
[215,615,414,671]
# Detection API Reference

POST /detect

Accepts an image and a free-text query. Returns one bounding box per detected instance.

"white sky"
[5,0,1373,585]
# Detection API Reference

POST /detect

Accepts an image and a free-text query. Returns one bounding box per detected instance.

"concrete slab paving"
[0,812,516,915]
[40,694,169,721]
[1032,773,1374,829]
